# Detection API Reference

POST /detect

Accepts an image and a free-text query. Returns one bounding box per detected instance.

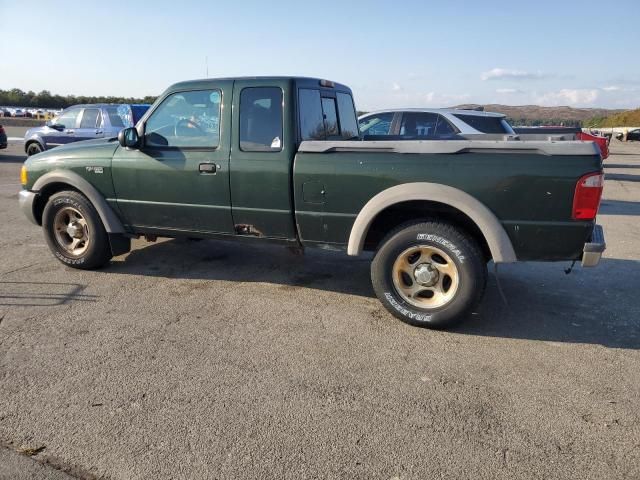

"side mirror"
[118,127,140,149]
[50,123,65,131]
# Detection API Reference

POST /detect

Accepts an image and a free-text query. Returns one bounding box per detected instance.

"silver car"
[358,108,515,140]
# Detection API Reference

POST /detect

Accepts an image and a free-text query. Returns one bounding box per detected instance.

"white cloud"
[602,85,621,92]
[496,88,524,94]
[481,68,546,81]
[391,82,402,92]
[535,88,600,106]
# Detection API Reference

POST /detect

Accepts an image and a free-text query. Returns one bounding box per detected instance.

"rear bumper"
[582,224,605,267]
[19,190,39,226]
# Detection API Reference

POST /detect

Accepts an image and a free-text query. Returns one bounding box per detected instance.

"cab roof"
[167,76,352,93]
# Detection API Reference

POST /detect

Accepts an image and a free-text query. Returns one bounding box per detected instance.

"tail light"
[572,172,604,220]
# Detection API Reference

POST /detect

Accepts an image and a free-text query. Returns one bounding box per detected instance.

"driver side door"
[111,82,234,234]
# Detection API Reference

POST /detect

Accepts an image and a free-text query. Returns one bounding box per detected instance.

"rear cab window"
[453,113,515,134]
[239,87,283,151]
[297,83,359,142]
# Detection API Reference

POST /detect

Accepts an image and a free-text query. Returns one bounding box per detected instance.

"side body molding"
[31,170,125,233]
[347,182,517,263]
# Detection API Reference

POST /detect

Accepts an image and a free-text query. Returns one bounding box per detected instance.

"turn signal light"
[572,172,604,220]
[20,165,28,186]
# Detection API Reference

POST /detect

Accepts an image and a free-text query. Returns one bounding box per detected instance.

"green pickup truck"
[18,76,606,328]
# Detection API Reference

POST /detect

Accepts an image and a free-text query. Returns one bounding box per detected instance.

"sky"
[1,0,639,110]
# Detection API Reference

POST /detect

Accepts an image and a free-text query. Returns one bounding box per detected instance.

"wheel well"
[362,200,492,261]
[33,182,80,225]
[24,139,42,152]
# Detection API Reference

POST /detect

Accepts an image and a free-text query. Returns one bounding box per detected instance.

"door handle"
[95,130,103,135]
[67,130,75,134]
[199,163,218,174]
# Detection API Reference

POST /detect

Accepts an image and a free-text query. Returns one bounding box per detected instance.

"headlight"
[20,165,28,186]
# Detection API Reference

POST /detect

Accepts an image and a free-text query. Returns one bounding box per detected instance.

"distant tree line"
[0,88,158,109]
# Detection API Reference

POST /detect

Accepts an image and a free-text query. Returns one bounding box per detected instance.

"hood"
[25,137,120,167]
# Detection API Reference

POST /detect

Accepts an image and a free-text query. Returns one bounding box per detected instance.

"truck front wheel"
[371,221,487,329]
[42,191,113,269]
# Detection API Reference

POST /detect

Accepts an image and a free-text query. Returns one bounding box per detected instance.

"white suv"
[358,108,515,140]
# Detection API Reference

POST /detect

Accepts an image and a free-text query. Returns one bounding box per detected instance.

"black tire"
[26,142,43,156]
[371,220,487,329]
[42,190,112,269]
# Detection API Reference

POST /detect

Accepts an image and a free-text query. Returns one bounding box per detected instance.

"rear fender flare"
[347,182,517,263]
[32,170,125,233]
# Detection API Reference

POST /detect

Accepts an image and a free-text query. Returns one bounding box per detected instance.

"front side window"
[240,87,283,152]
[359,112,394,136]
[80,108,101,129]
[145,89,221,148]
[55,108,81,129]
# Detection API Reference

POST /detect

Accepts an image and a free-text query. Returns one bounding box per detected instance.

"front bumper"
[582,224,605,267]
[18,190,39,226]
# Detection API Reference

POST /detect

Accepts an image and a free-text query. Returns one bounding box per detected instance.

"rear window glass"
[400,112,438,136]
[321,97,339,137]
[299,89,359,141]
[453,114,514,134]
[130,105,150,125]
[105,106,131,128]
[336,92,359,139]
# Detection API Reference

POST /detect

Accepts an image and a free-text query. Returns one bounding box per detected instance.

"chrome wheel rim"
[392,245,459,309]
[53,206,90,256]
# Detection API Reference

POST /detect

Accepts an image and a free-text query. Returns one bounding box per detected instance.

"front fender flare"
[347,182,517,263]
[31,170,125,233]
[24,134,46,151]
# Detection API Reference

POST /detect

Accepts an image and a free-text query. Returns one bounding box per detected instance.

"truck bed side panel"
[293,150,602,261]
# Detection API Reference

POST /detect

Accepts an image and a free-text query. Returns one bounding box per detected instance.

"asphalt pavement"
[0,140,639,479]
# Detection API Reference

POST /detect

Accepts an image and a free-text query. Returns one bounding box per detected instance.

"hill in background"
[453,104,625,127]
[584,108,640,128]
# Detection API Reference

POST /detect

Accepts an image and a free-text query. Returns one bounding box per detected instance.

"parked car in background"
[359,111,609,159]
[358,108,515,140]
[12,109,26,117]
[0,125,7,149]
[514,127,609,159]
[615,129,640,142]
[24,103,151,156]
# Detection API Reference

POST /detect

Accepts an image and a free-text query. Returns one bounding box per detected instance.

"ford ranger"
[18,76,606,328]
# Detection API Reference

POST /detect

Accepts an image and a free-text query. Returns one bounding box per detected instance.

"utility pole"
[205,56,209,78]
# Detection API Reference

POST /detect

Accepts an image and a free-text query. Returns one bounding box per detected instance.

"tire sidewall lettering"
[416,233,465,263]
[384,292,432,322]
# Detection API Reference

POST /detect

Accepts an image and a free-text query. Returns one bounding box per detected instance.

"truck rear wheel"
[42,190,112,269]
[371,220,487,328]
